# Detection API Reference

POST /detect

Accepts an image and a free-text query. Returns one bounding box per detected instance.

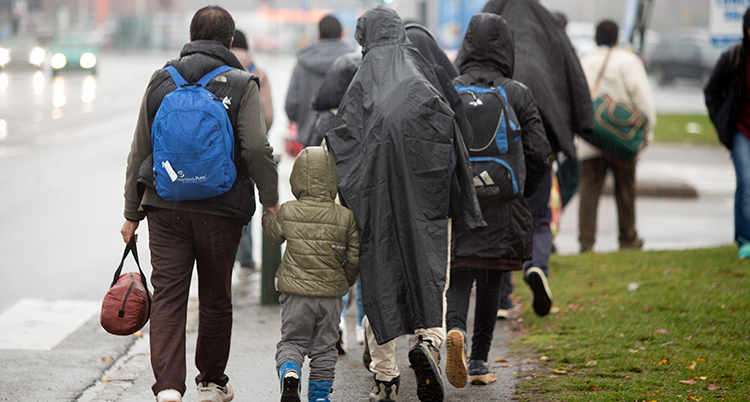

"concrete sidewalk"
[81,271,528,402]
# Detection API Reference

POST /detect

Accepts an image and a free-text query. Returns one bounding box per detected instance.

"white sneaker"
[355,324,365,345]
[197,382,234,402]
[156,389,182,402]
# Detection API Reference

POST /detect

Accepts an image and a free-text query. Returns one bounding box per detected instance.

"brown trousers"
[147,208,244,396]
[578,157,639,250]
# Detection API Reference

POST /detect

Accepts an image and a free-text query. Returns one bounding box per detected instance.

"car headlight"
[79,52,96,69]
[0,48,10,66]
[29,47,45,66]
[50,53,67,69]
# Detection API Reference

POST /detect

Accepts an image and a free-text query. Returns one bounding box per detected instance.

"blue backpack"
[454,74,525,200]
[151,65,237,202]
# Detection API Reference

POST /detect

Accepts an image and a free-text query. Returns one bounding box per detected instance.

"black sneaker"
[408,336,444,401]
[525,267,552,316]
[369,375,399,402]
[468,359,497,385]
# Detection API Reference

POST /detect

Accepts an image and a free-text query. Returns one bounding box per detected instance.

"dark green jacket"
[262,147,360,297]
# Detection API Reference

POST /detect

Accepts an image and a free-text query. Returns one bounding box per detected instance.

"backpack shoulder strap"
[197,65,235,87]
[165,65,188,87]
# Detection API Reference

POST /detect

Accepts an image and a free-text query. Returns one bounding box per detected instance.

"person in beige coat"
[578,19,656,252]
[262,146,360,402]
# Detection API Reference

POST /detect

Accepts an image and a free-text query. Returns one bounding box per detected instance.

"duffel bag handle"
[110,237,151,317]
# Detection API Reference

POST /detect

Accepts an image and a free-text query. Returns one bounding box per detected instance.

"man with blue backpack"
[445,12,552,389]
[120,6,279,402]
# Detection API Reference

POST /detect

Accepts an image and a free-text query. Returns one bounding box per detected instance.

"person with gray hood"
[285,14,352,147]
[445,12,551,389]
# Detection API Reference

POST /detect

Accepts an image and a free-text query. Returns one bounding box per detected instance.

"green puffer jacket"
[262,147,360,297]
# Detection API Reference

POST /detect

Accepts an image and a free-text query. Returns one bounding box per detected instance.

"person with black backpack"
[120,6,279,402]
[444,12,551,389]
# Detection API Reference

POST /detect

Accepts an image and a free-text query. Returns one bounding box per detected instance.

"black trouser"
[147,208,244,395]
[445,268,504,362]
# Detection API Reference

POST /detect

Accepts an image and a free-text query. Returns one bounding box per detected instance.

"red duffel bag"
[100,237,152,335]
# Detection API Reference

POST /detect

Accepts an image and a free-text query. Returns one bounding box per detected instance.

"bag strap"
[165,65,188,87]
[590,48,614,99]
[110,237,152,315]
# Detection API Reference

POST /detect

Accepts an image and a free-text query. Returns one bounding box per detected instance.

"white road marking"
[0,298,101,350]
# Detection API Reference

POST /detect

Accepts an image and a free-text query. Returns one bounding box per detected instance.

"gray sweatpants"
[276,293,344,382]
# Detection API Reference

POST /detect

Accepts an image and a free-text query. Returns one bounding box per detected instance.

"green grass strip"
[653,114,719,146]
[508,246,749,401]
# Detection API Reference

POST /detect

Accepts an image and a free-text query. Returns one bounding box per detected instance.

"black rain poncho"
[481,0,593,158]
[326,6,477,344]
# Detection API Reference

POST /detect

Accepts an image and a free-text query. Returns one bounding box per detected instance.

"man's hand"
[264,203,281,215]
[121,220,140,243]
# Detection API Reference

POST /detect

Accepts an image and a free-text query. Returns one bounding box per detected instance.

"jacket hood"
[290,146,338,201]
[296,40,353,75]
[355,6,407,54]
[177,40,244,70]
[455,13,515,80]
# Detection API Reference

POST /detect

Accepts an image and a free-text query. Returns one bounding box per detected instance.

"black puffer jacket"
[704,11,750,150]
[452,13,552,270]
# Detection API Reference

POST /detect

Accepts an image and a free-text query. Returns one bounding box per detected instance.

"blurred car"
[48,32,100,75]
[644,38,724,86]
[0,36,46,70]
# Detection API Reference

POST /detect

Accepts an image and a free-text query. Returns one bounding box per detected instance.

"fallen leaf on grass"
[707,383,721,391]
[695,376,707,381]
[550,369,568,375]
[680,379,697,385]
[687,396,703,401]
[697,356,708,362]
[623,375,631,380]
[660,358,670,365]
[495,358,508,363]
[550,306,562,313]
[586,360,598,366]
[688,361,697,370]
[661,341,675,347]
[655,329,668,334]
[589,384,601,391]
[629,349,640,353]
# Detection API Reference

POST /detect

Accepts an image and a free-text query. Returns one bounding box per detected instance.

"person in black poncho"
[325,6,481,402]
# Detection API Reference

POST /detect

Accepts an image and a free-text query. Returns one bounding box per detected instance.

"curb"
[603,180,698,198]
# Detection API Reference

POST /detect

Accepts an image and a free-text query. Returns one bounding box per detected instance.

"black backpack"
[453,74,525,200]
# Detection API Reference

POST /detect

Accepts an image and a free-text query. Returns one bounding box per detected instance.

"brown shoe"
[620,238,644,250]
